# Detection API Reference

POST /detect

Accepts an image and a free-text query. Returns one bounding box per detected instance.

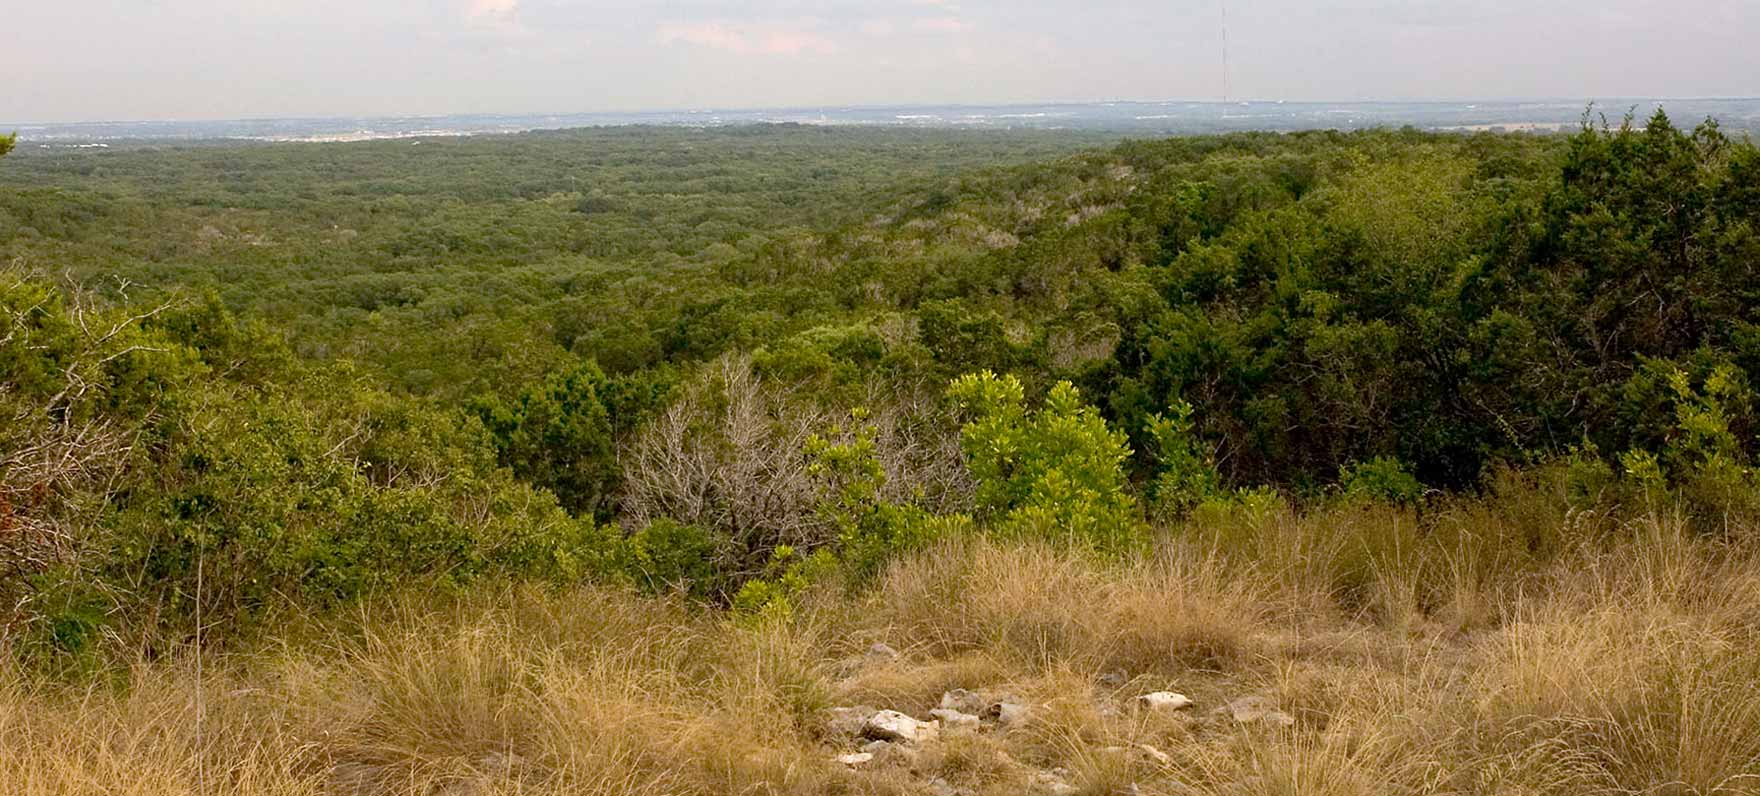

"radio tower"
[1220,0,1232,112]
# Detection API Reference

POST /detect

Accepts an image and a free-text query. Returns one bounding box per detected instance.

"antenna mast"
[1220,0,1232,114]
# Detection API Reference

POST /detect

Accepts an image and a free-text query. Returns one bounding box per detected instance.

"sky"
[5,0,1759,123]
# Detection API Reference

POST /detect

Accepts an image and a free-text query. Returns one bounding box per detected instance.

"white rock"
[865,642,901,662]
[1137,691,1194,712]
[1259,710,1296,728]
[939,688,988,714]
[929,708,981,730]
[861,739,921,767]
[863,709,936,743]
[986,701,1030,726]
[826,706,876,739]
[1100,743,1169,766]
[836,752,874,766]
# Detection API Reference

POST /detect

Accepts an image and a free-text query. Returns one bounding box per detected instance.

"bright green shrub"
[730,545,838,619]
[1144,400,1224,518]
[948,371,1143,551]
[1638,364,1760,528]
[805,414,960,580]
[731,411,964,615]
[1340,456,1427,505]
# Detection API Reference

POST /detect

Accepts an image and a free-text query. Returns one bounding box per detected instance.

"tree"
[0,133,14,159]
[473,361,668,520]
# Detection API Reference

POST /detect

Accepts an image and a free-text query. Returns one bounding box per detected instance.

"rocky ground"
[818,642,1301,796]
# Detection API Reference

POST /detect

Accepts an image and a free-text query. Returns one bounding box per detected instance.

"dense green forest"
[0,127,1106,397]
[3,112,1759,660]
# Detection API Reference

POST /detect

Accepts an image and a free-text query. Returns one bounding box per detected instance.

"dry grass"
[6,490,1760,796]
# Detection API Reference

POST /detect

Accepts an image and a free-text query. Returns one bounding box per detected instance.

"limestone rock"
[1137,691,1194,712]
[861,739,921,767]
[927,777,967,796]
[1135,743,1172,765]
[826,706,877,739]
[929,707,981,731]
[1030,769,1078,796]
[862,709,937,743]
[985,700,1029,726]
[939,688,988,714]
[1101,743,1169,766]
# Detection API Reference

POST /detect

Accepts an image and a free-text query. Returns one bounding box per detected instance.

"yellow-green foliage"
[949,372,1143,551]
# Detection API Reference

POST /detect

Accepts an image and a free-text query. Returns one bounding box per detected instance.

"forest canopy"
[3,113,1759,656]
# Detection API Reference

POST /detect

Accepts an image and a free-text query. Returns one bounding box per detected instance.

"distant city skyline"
[7,0,1760,123]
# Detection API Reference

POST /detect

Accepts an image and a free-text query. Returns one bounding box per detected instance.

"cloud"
[461,0,531,38]
[657,21,839,56]
[914,16,970,33]
[466,0,519,21]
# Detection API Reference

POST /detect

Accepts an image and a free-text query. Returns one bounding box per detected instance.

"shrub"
[730,411,965,615]
[804,413,948,580]
[1144,399,1224,518]
[618,518,726,598]
[948,372,1144,551]
[1,273,610,657]
[1339,456,1426,506]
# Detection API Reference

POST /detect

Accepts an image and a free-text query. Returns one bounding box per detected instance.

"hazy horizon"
[8,0,1760,124]
[10,95,1760,128]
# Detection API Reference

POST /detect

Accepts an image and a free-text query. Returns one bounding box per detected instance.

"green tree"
[472,361,668,520]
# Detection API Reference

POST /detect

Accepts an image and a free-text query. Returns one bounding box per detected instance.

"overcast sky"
[6,0,1759,122]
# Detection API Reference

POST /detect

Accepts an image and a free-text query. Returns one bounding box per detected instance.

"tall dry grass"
[6,481,1760,795]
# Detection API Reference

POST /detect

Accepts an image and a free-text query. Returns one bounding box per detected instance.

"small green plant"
[731,545,838,619]
[804,411,949,581]
[948,372,1144,552]
[1563,441,1617,507]
[1339,456,1426,506]
[1652,365,1758,526]
[732,409,961,617]
[1144,400,1224,519]
[1658,365,1747,461]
